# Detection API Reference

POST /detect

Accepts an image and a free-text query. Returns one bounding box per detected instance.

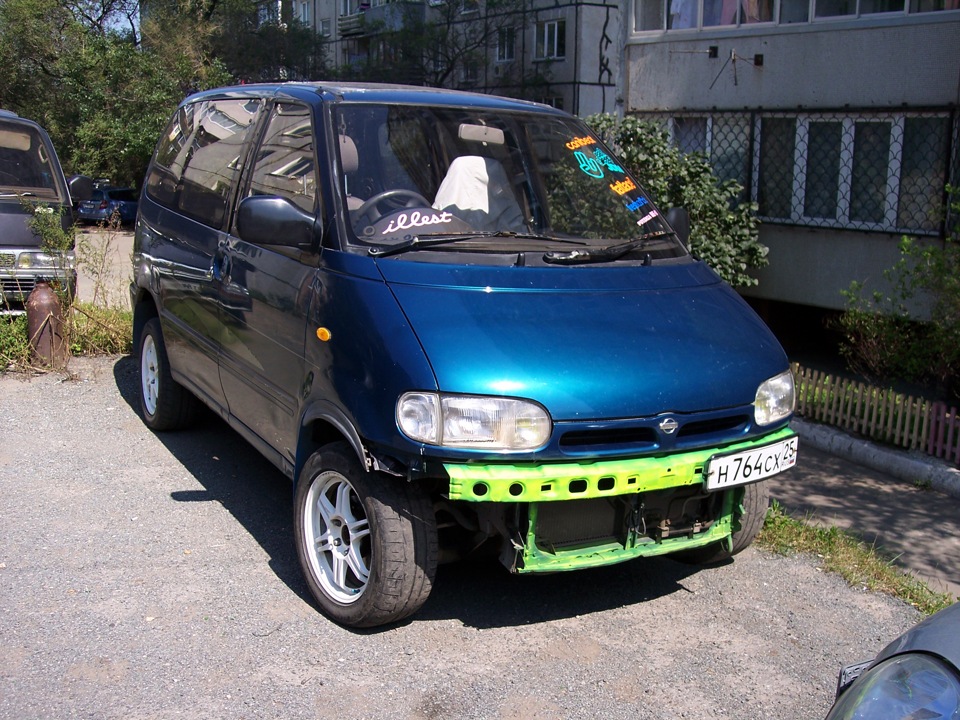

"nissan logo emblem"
[659,417,679,434]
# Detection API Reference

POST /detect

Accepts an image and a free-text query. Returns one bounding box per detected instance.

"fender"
[295,398,368,483]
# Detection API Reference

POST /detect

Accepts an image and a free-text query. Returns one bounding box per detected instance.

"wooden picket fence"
[791,363,960,467]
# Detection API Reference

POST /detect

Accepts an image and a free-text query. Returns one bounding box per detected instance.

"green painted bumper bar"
[444,427,796,503]
[517,490,737,573]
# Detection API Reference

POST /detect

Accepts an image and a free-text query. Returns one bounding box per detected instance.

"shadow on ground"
[113,355,706,630]
[770,446,960,599]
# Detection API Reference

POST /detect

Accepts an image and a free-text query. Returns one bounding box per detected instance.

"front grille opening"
[676,415,749,438]
[535,498,625,551]
[533,487,722,553]
[559,426,657,450]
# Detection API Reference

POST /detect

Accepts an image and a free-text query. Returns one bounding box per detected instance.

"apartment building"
[623,0,960,311]
[298,0,623,116]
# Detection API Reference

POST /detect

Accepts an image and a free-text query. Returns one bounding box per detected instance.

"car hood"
[379,259,788,421]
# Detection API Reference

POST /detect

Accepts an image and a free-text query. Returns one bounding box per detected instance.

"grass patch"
[758,500,954,616]
[0,301,132,372]
[69,303,133,356]
[0,314,31,369]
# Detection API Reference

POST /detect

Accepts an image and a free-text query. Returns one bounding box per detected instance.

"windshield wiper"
[368,231,586,259]
[542,230,674,265]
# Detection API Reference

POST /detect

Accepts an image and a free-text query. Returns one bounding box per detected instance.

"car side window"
[246,103,317,214]
[145,99,259,228]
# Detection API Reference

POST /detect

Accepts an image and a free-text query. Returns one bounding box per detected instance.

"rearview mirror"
[666,207,691,249]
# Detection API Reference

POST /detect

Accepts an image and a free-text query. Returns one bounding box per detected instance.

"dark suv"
[0,110,89,312]
[132,83,797,628]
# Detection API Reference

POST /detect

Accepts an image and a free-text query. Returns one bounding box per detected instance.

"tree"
[336,0,549,97]
[586,114,768,289]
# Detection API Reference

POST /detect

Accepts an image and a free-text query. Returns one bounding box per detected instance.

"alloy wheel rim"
[304,471,371,604]
[141,335,159,417]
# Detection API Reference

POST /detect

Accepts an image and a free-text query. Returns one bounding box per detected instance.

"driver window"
[248,103,317,213]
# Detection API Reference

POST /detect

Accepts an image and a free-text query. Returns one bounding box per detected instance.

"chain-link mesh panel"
[631,108,959,237]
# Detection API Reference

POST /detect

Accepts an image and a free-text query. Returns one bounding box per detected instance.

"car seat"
[432,156,525,232]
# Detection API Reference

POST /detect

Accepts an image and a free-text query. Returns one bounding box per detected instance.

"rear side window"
[146,99,259,228]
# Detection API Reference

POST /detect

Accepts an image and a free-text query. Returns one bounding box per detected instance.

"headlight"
[17,251,76,270]
[826,654,960,719]
[397,392,551,450]
[754,370,795,426]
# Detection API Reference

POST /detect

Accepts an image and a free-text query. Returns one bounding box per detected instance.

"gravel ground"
[0,356,920,720]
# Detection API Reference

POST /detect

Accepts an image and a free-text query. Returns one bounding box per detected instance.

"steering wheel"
[355,189,432,225]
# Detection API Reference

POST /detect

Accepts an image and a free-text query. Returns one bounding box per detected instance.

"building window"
[633,0,957,31]
[461,0,479,13]
[753,112,952,233]
[535,19,566,59]
[320,18,332,35]
[497,27,516,62]
[299,1,311,23]
[666,115,751,191]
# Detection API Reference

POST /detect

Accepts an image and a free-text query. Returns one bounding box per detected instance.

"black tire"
[138,317,198,431]
[674,480,770,565]
[294,442,438,628]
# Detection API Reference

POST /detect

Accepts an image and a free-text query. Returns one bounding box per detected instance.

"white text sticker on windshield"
[636,210,658,227]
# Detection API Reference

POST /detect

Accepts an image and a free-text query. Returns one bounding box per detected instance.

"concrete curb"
[792,418,960,500]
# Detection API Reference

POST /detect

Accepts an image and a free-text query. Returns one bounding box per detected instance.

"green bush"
[585,113,767,288]
[837,189,960,402]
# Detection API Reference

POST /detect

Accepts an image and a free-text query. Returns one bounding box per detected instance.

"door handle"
[211,251,231,282]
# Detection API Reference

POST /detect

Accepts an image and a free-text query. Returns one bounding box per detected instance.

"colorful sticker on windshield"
[575,151,605,179]
[382,211,454,235]
[609,178,636,196]
[593,149,623,173]
[625,197,649,212]
[566,136,597,151]
[636,210,659,227]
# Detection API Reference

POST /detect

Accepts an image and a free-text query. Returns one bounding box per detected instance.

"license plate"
[704,436,798,491]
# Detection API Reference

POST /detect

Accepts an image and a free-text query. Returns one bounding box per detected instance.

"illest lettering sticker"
[382,211,454,235]
[609,178,636,196]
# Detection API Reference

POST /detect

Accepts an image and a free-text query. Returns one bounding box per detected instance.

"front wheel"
[294,443,438,628]
[138,317,198,431]
[674,480,770,565]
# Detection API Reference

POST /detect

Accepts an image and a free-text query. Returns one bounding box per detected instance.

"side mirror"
[236,196,319,249]
[665,207,691,250]
[68,175,93,203]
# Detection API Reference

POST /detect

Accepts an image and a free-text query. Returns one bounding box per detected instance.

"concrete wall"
[625,17,960,111]
[742,225,907,310]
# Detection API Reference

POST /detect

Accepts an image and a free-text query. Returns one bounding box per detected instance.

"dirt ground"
[0,356,922,720]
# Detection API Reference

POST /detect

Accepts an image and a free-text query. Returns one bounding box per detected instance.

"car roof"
[182,82,568,118]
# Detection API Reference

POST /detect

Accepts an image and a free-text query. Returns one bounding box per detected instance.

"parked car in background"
[77,187,138,226]
[825,601,960,719]
[0,109,90,312]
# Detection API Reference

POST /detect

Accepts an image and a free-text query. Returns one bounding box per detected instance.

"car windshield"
[333,103,687,262]
[0,120,63,201]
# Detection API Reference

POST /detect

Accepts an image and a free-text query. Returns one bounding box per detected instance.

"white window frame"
[534,19,566,60]
[751,112,937,233]
[497,27,516,62]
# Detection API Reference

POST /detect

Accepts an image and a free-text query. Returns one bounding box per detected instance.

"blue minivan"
[131,83,798,627]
